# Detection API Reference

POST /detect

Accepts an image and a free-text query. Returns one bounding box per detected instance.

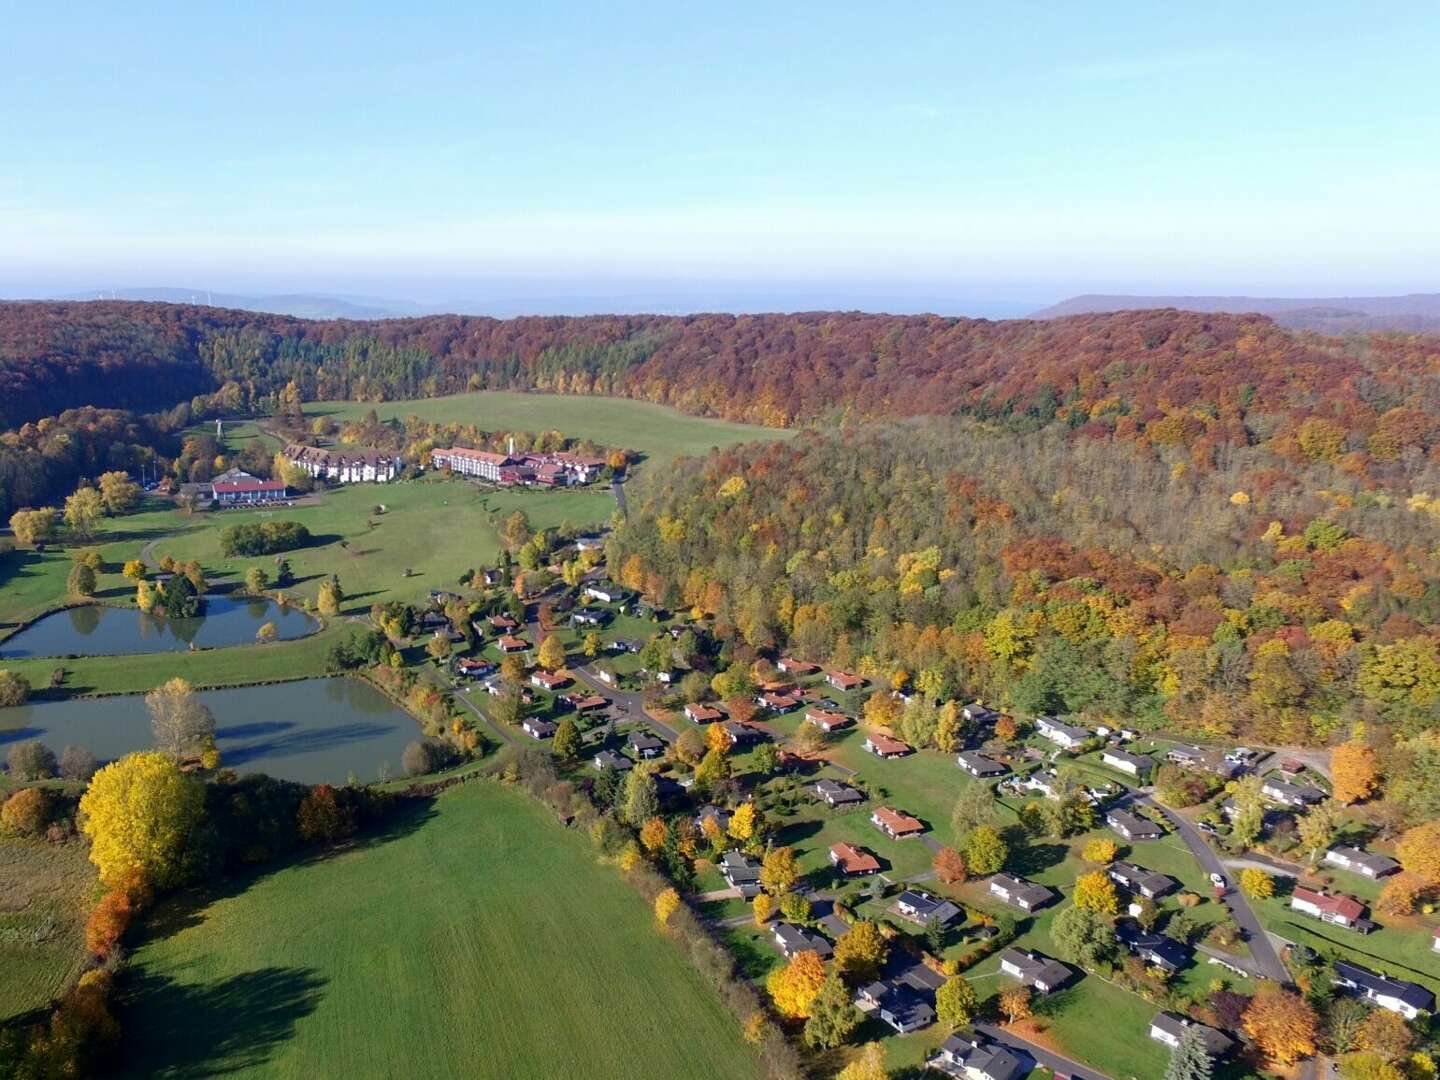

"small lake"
[0,595,316,659]
[0,678,418,785]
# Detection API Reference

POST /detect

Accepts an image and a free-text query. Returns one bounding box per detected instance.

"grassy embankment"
[119,782,761,1080]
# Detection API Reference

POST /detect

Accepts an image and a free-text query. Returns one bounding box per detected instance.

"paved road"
[611,478,628,517]
[1133,793,1290,984]
[974,1022,1114,1080]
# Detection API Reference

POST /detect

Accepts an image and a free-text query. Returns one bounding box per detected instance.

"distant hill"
[1031,293,1440,332]
[55,287,425,320]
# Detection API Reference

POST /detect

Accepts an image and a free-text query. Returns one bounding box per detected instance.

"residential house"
[627,731,664,759]
[592,750,632,772]
[497,634,529,653]
[583,581,626,603]
[490,614,520,631]
[1165,745,1208,769]
[961,702,1002,727]
[863,732,912,759]
[719,851,763,898]
[564,693,607,713]
[815,779,865,807]
[429,446,516,482]
[1262,777,1326,808]
[757,690,802,713]
[805,707,851,733]
[927,1035,1027,1080]
[830,842,881,877]
[894,890,963,927]
[1034,715,1091,749]
[856,982,935,1034]
[1291,887,1372,932]
[1108,861,1177,899]
[988,874,1056,913]
[1015,769,1062,801]
[1101,748,1155,779]
[723,720,765,746]
[998,948,1072,994]
[570,607,611,627]
[772,923,832,960]
[1149,1013,1233,1057]
[1115,919,1193,973]
[825,670,866,692]
[684,703,724,724]
[1106,809,1163,842]
[871,805,925,840]
[454,657,496,679]
[777,657,818,675]
[695,805,732,834]
[530,670,571,691]
[596,668,618,685]
[1324,846,1400,879]
[1333,961,1436,1020]
[958,751,1009,777]
[522,718,558,740]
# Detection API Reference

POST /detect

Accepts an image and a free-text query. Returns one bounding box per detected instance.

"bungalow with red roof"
[685,703,724,724]
[530,670,571,691]
[871,806,925,840]
[564,693,607,712]
[826,670,866,692]
[757,690,802,713]
[830,842,881,876]
[497,634,529,652]
[863,732,911,759]
[806,708,851,733]
[490,614,520,631]
[1291,886,1372,932]
[777,657,819,675]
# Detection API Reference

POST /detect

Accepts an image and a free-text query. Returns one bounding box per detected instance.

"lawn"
[0,835,98,1022]
[119,782,761,1079]
[313,391,791,468]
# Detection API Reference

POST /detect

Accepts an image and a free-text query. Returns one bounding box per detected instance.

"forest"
[605,417,1440,810]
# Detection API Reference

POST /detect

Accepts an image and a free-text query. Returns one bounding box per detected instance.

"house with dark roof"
[1149,1012,1233,1057]
[583,581,626,604]
[695,805,732,834]
[958,751,1009,777]
[1262,777,1326,807]
[1107,809,1163,842]
[521,718,558,740]
[894,890,962,927]
[998,948,1072,994]
[1108,861,1177,899]
[1333,961,1436,1020]
[757,690,802,713]
[855,981,935,1033]
[1101,748,1155,779]
[1324,845,1400,879]
[961,702,1002,727]
[1115,918,1193,973]
[1291,886,1372,932]
[723,720,765,746]
[627,730,664,759]
[830,842,881,876]
[1035,715,1090,749]
[772,923,832,959]
[928,1035,1027,1080]
[718,851,763,898]
[814,779,864,807]
[592,750,632,772]
[988,874,1056,913]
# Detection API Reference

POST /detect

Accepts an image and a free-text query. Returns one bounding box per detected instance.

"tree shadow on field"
[119,965,328,1077]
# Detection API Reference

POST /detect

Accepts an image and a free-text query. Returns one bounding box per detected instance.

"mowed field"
[119,782,760,1080]
[0,836,98,1021]
[314,391,792,464]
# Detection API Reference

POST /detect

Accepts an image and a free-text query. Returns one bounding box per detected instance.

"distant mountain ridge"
[55,287,426,320]
[1032,292,1440,332]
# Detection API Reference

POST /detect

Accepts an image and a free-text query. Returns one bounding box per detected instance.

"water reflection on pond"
[1,595,316,659]
[0,678,415,785]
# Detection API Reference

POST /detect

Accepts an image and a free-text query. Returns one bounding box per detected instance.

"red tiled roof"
[686,703,724,722]
[866,732,911,755]
[213,479,287,494]
[498,634,528,649]
[872,806,924,835]
[1292,886,1365,921]
[827,670,865,688]
[831,842,881,874]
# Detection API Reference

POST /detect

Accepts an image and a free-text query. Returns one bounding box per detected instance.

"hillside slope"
[1033,293,1440,332]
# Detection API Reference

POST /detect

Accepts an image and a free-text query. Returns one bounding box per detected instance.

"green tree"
[804,973,862,1049]
[245,566,270,594]
[935,975,978,1028]
[67,560,97,597]
[97,471,141,515]
[552,717,581,760]
[963,824,1008,876]
[63,487,105,539]
[8,507,57,547]
[952,782,997,838]
[1164,1024,1215,1080]
[0,670,32,708]
[1051,905,1117,970]
[620,766,659,827]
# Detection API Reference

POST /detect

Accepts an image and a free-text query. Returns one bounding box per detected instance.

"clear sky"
[3,2,1438,308]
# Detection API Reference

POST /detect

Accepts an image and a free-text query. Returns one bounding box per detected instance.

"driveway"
[973,1022,1114,1080]
[1132,794,1290,984]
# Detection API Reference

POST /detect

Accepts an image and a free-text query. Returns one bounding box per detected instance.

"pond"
[0,678,418,785]
[0,595,317,659]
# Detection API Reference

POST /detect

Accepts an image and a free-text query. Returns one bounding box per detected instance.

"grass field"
[313,391,792,466]
[119,782,760,1079]
[0,836,98,1022]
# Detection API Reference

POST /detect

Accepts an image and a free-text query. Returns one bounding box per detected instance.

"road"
[611,478,628,517]
[1133,793,1290,984]
[974,1022,1114,1080]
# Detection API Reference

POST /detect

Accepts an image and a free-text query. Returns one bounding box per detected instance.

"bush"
[59,745,99,782]
[0,669,31,707]
[1,787,50,835]
[7,740,57,781]
[402,739,458,777]
[220,520,312,557]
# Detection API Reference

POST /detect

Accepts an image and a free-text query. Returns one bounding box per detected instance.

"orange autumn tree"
[766,950,827,1019]
[1396,821,1440,887]
[1243,983,1318,1065]
[1332,741,1380,804]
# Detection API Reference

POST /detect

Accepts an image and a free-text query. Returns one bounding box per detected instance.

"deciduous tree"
[145,678,215,759]
[1074,871,1120,914]
[804,973,862,1049]
[1333,741,1380,804]
[1243,983,1318,1066]
[963,824,1008,876]
[933,846,967,884]
[654,887,680,926]
[833,920,887,982]
[1239,868,1275,900]
[79,751,204,888]
[63,487,104,539]
[835,1042,887,1080]
[766,949,826,1019]
[536,634,567,672]
[935,975,978,1028]
[760,846,800,895]
[1397,821,1440,886]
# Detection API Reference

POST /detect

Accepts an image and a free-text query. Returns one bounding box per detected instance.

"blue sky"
[3,2,1438,308]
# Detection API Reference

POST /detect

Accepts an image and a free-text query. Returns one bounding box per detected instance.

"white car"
[1209,872,1227,889]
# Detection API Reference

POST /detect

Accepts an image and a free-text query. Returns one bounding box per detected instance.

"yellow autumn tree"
[766,949,827,1019]
[1332,741,1380,804]
[78,751,204,888]
[835,1042,887,1080]
[536,634,567,672]
[1072,871,1119,915]
[1243,983,1318,1065]
[1082,839,1118,864]
[654,887,680,927]
[1397,821,1440,886]
[728,802,758,844]
[640,816,668,853]
[752,892,774,926]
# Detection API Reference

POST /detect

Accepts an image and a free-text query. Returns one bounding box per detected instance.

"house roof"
[213,478,287,494]
[723,720,763,741]
[1292,886,1366,921]
[989,874,1055,908]
[958,751,1008,775]
[773,922,832,958]
[1109,861,1176,895]
[865,732,911,755]
[1036,715,1091,741]
[1334,961,1436,1012]
[778,656,818,673]
[873,806,924,835]
[523,718,558,737]
[627,731,663,753]
[1263,777,1326,801]
[938,1036,1027,1080]
[896,890,962,925]
[1327,845,1401,876]
[1103,748,1155,770]
[831,842,881,874]
[867,982,934,1029]
[593,750,632,770]
[815,779,863,804]
[805,707,850,727]
[685,703,723,722]
[1116,919,1193,971]
[497,634,528,649]
[826,669,865,688]
[998,947,1071,988]
[1151,1012,1233,1056]
[1107,809,1162,837]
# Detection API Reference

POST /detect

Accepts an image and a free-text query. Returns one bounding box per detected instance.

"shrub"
[7,740,57,781]
[0,669,31,707]
[220,520,312,557]
[1,787,50,835]
[401,739,457,777]
[59,744,98,782]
